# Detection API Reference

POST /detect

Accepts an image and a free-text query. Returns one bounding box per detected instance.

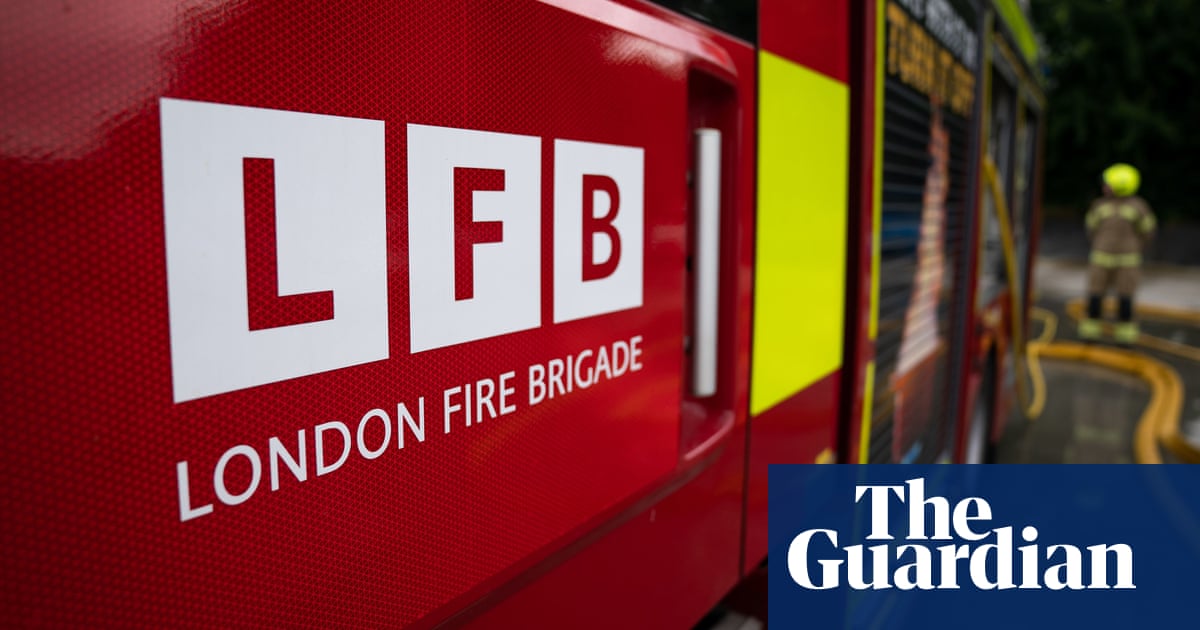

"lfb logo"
[160,98,643,402]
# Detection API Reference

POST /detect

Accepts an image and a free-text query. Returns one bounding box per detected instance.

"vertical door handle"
[692,128,721,398]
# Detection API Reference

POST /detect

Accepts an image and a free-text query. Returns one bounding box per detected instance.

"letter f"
[453,167,505,300]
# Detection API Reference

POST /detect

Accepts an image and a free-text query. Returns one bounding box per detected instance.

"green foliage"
[1033,0,1200,219]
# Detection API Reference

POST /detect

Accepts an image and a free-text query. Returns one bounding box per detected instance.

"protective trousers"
[1079,255,1139,344]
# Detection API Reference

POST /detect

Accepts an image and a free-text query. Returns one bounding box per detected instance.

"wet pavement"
[996,358,1148,464]
[995,257,1200,464]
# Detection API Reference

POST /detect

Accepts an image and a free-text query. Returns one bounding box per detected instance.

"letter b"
[582,174,622,281]
[554,139,644,323]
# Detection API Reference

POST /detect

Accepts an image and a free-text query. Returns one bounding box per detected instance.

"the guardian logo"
[787,478,1135,591]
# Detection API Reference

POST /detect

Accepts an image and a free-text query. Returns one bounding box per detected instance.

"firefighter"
[1078,163,1156,343]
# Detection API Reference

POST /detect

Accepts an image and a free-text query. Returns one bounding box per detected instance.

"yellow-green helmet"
[1102,163,1140,196]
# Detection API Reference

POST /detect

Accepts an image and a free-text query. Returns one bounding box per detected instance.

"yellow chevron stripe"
[751,51,849,415]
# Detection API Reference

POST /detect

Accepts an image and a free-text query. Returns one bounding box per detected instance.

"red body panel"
[466,433,747,629]
[1,1,755,626]
[742,371,840,572]
[760,0,850,83]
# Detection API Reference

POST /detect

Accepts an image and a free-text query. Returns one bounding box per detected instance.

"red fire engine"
[1,0,1042,626]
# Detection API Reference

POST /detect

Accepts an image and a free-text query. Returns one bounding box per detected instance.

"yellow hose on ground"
[983,157,1196,462]
[1031,341,1186,464]
[1029,292,1197,462]
[1055,298,1200,462]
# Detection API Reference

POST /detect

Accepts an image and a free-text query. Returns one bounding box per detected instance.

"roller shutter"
[870,0,979,463]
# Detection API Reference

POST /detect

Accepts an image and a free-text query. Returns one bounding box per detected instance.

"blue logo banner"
[768,465,1200,629]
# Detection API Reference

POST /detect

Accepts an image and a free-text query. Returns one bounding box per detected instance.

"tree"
[1033,0,1200,220]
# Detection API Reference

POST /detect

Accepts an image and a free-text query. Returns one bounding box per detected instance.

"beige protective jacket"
[1085,195,1156,267]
